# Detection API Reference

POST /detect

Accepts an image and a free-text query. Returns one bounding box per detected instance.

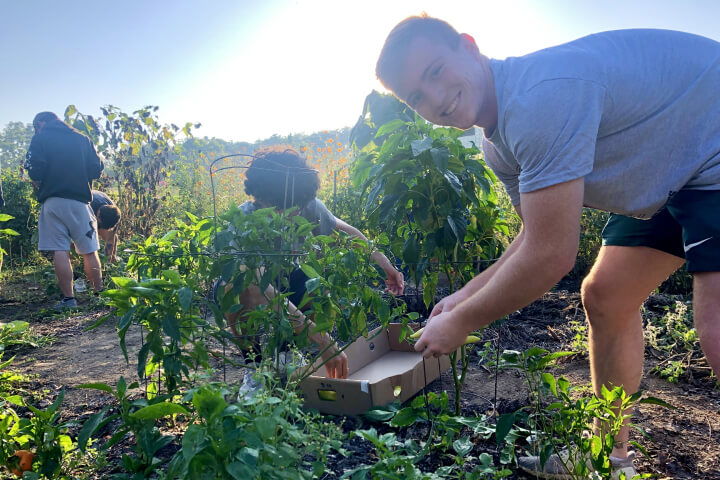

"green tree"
[0,121,33,171]
[0,122,38,263]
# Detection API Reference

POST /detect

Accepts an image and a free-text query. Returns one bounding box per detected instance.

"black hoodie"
[25,119,103,203]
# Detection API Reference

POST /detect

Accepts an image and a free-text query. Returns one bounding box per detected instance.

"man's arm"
[108,231,118,260]
[99,229,119,262]
[415,178,584,357]
[334,218,404,295]
[428,208,525,318]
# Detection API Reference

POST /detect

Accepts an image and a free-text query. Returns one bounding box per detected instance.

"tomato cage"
[111,151,330,390]
[208,152,320,235]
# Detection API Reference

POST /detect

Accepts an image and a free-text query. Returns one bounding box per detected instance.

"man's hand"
[321,344,349,379]
[428,289,468,319]
[413,311,470,358]
[384,267,405,295]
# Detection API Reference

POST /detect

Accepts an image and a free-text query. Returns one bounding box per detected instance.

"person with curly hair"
[225,147,404,379]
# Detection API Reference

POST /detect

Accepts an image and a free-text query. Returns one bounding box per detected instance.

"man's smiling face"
[389,34,493,130]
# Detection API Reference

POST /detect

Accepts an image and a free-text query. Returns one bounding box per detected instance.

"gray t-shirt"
[483,29,720,219]
[239,198,337,235]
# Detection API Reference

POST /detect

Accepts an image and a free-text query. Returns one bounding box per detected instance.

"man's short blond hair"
[376,14,461,91]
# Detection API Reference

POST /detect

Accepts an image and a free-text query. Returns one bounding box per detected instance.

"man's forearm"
[107,232,118,258]
[456,228,526,298]
[451,240,573,333]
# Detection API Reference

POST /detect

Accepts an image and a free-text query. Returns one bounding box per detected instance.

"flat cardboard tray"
[299,323,452,415]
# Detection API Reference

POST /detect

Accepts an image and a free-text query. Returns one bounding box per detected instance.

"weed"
[646,300,704,382]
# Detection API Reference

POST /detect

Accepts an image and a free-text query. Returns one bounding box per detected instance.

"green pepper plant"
[78,377,188,479]
[494,347,667,479]
[164,380,343,479]
[211,205,407,383]
[350,91,509,413]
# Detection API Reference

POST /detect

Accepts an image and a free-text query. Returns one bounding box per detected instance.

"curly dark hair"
[244,147,319,210]
[97,204,121,230]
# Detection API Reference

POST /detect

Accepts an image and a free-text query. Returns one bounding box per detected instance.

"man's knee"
[581,274,644,325]
[239,285,265,309]
[581,275,614,316]
[81,250,101,264]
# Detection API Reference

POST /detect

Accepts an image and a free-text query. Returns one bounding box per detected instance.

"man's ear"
[459,33,480,57]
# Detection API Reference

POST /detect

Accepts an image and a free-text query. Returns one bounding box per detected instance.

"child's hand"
[321,343,349,379]
[384,267,405,296]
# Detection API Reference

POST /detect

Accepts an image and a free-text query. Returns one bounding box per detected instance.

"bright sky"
[2,0,719,143]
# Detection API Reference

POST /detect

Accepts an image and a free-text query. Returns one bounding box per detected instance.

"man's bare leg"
[53,250,74,297]
[81,251,103,292]
[692,271,720,378]
[582,246,684,458]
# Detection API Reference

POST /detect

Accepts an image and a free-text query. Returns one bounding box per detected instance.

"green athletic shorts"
[601,189,720,273]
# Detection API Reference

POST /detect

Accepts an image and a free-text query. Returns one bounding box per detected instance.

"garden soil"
[1,277,718,479]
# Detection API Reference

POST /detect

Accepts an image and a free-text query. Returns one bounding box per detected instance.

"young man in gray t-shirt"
[375,14,720,478]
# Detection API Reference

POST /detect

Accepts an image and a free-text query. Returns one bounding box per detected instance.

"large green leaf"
[299,264,320,279]
[495,412,516,444]
[254,416,277,440]
[453,437,474,457]
[402,234,420,266]
[77,408,108,452]
[130,401,189,420]
[177,287,193,312]
[443,171,463,195]
[111,276,139,288]
[129,286,160,298]
[181,424,207,461]
[390,407,420,427]
[162,315,181,341]
[375,119,407,138]
[193,386,227,420]
[76,382,114,394]
[410,137,432,156]
[430,147,449,172]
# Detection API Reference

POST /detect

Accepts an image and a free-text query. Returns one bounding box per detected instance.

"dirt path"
[12,311,141,410]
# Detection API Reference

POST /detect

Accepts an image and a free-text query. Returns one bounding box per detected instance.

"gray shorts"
[38,197,99,254]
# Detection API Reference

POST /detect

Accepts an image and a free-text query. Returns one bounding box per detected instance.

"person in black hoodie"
[25,112,104,309]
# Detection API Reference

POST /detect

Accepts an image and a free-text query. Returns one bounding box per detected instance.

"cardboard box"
[299,324,453,415]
